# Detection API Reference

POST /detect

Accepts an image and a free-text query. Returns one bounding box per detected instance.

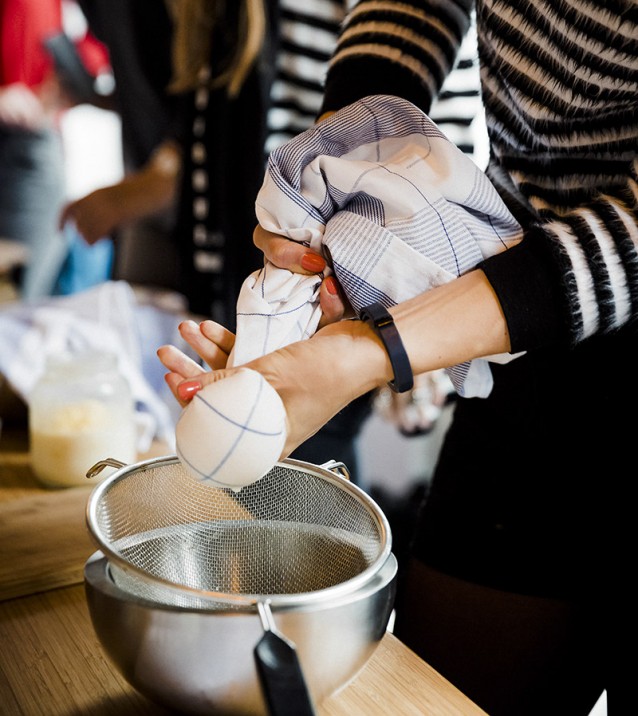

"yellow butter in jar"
[29,351,137,487]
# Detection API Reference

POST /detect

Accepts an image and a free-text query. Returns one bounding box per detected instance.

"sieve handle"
[319,460,351,481]
[85,458,126,479]
[254,601,316,716]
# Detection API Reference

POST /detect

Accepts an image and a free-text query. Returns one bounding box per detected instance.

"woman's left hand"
[253,225,350,327]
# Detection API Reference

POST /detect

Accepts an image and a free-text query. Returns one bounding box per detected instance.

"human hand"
[253,224,349,327]
[157,319,236,407]
[0,83,47,131]
[59,187,122,244]
[61,142,180,243]
[158,317,380,458]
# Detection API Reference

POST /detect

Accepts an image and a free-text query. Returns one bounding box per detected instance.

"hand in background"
[0,83,47,131]
[60,186,123,244]
[60,140,182,244]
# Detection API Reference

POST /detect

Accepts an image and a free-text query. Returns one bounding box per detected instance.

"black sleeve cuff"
[479,232,569,353]
[319,58,436,118]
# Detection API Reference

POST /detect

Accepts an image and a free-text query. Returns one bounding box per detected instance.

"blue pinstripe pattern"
[233,95,523,398]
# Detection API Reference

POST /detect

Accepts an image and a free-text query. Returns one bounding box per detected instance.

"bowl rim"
[84,550,398,614]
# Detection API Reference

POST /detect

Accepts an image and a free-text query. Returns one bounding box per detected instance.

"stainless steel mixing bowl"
[84,549,397,715]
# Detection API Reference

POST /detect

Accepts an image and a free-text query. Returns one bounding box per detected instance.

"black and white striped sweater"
[320,0,638,352]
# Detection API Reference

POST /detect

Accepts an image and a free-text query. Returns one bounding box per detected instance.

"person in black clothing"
[71,0,183,291]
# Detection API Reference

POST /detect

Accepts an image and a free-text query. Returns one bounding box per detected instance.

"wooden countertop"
[0,428,487,715]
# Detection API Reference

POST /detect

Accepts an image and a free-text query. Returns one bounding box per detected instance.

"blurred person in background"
[0,0,109,299]
[72,0,183,293]
[61,0,370,479]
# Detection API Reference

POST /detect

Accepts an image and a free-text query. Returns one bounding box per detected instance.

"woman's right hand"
[253,224,349,328]
[159,316,383,458]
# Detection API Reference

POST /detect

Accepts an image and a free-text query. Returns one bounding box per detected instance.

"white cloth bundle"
[0,281,187,449]
[233,94,523,397]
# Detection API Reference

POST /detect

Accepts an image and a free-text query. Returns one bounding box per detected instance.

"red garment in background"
[0,0,109,88]
[73,26,108,77]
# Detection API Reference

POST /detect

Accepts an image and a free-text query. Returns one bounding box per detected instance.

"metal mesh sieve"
[85,456,391,610]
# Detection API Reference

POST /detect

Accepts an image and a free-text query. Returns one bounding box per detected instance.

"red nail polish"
[325,276,339,295]
[301,253,326,272]
[178,380,202,401]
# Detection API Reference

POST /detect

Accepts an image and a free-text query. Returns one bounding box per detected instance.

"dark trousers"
[0,127,67,299]
[395,327,636,715]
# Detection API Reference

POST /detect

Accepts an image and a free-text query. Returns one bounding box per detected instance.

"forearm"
[115,140,181,221]
[243,269,508,455]
[320,0,474,116]
[344,271,510,392]
[160,270,509,458]
[390,269,510,375]
[310,269,510,403]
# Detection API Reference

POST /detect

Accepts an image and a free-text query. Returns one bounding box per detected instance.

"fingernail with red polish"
[325,276,339,295]
[177,380,202,401]
[301,253,326,272]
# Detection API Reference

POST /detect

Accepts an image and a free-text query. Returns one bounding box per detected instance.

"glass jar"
[29,350,137,487]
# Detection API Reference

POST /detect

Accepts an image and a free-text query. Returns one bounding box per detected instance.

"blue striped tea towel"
[231,95,523,398]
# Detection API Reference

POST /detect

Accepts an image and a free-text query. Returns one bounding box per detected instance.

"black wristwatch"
[359,302,414,393]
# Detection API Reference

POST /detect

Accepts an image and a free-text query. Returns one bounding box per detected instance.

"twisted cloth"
[232,95,523,397]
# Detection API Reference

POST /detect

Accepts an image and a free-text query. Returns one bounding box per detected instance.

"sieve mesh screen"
[87,458,389,609]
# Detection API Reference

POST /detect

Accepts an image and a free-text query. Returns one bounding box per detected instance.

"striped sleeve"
[477,1,638,350]
[319,0,638,352]
[265,0,345,154]
[266,0,483,161]
[320,0,474,115]
[482,185,638,352]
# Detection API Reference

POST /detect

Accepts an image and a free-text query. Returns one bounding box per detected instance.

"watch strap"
[359,302,414,393]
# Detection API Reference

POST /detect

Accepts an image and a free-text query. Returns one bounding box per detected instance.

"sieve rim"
[85,455,392,609]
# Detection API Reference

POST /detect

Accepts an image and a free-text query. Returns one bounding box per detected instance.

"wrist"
[314,319,392,399]
[359,303,413,392]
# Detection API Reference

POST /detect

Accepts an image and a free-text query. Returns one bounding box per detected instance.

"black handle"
[254,629,316,716]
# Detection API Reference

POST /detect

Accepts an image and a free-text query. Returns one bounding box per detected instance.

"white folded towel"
[232,95,523,398]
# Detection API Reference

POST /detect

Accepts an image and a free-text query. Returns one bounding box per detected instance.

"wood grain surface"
[0,585,487,716]
[0,430,488,716]
[0,486,95,600]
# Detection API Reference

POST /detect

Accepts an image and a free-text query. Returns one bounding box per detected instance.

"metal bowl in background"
[84,550,397,715]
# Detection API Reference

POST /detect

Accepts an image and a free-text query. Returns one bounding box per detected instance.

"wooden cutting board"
[0,485,96,601]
